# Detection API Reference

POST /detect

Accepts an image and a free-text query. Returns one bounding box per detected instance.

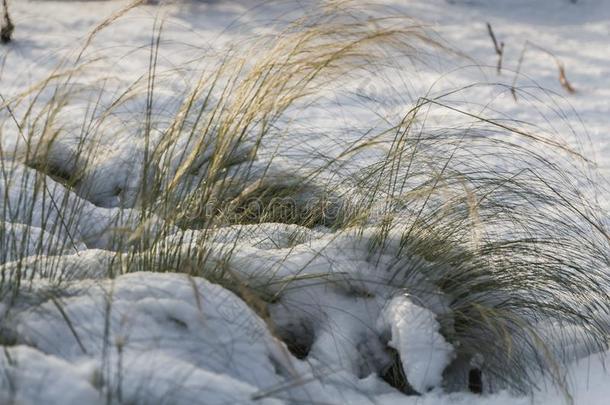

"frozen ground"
[0,0,609,404]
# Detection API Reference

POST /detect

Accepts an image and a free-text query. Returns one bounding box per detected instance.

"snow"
[0,162,170,250]
[0,0,609,404]
[0,345,101,405]
[7,273,287,404]
[3,271,609,404]
[0,220,87,264]
[378,295,455,393]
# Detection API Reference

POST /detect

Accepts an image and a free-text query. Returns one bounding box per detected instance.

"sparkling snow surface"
[0,1,609,404]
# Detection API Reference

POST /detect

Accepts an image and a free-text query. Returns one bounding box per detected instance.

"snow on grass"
[379,295,455,393]
[0,162,170,250]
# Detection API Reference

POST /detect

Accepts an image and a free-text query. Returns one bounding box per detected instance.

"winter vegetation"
[0,0,609,404]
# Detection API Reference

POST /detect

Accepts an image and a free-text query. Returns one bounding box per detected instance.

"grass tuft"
[0,1,608,400]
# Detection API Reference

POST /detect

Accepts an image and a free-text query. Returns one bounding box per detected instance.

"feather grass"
[0,1,608,400]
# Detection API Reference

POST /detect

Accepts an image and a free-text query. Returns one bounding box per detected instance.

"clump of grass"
[0,0,608,401]
[337,89,610,393]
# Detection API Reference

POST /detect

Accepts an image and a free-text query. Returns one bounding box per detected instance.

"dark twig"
[486,22,504,74]
[1,0,14,44]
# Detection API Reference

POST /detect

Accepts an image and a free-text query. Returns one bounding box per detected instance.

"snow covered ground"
[0,0,609,404]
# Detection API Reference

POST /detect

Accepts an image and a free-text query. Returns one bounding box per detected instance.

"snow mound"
[0,345,101,405]
[0,162,171,250]
[379,295,455,393]
[3,272,287,404]
[0,271,450,404]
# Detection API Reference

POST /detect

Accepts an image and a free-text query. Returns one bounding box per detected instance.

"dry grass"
[0,0,608,400]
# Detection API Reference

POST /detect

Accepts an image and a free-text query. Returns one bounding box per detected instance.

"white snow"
[378,295,455,393]
[0,345,101,405]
